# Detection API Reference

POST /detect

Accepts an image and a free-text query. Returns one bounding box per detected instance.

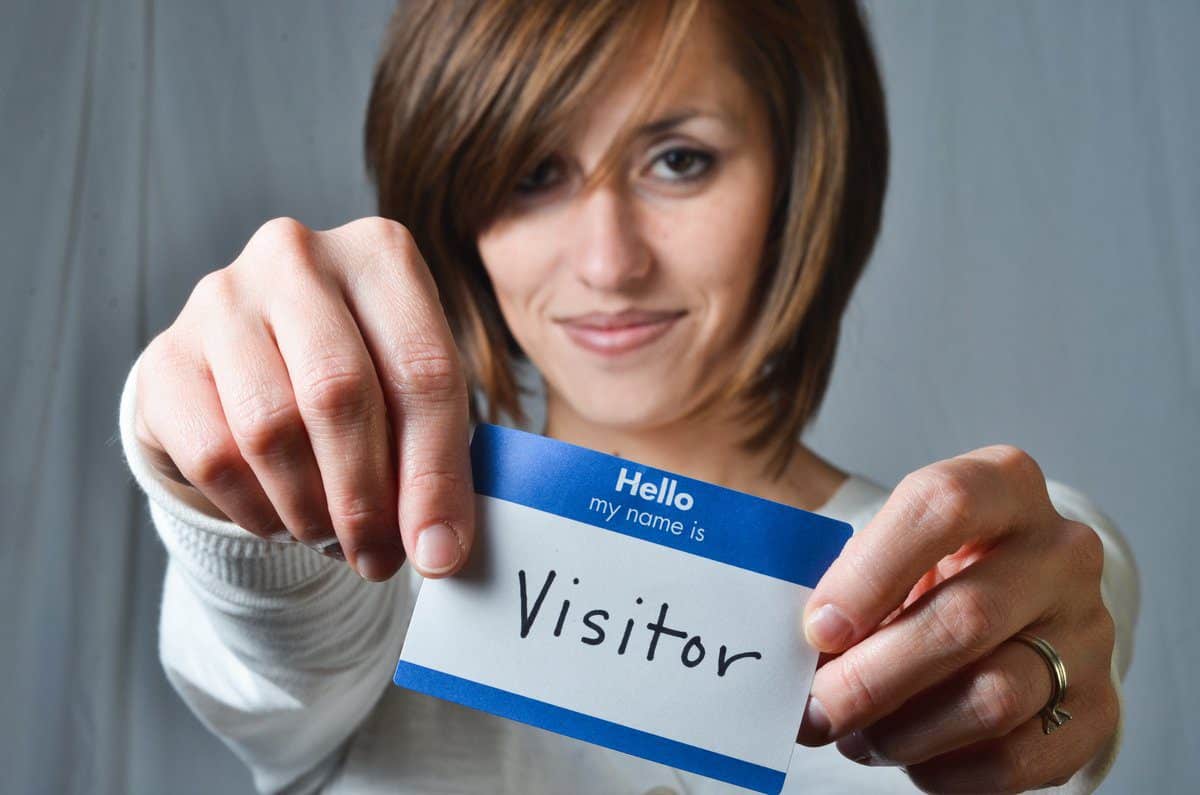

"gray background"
[1,1,1195,793]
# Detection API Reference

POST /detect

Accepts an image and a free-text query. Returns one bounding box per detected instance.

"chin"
[535,349,708,432]
[560,387,689,432]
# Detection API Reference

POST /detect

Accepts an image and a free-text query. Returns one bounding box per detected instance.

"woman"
[118,1,1137,792]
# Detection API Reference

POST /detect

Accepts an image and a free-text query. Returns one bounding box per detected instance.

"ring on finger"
[1011,631,1071,734]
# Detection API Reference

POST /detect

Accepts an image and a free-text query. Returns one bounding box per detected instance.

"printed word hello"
[615,467,694,511]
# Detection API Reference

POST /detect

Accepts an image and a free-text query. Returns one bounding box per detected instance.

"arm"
[120,350,411,794]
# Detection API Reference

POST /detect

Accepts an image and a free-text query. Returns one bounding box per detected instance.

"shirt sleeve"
[1039,479,1140,794]
[118,349,415,794]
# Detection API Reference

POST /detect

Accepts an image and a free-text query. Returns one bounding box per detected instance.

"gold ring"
[1012,631,1072,734]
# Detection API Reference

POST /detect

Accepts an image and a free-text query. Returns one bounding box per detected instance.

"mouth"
[555,308,687,356]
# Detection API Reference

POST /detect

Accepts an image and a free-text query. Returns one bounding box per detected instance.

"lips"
[556,308,686,356]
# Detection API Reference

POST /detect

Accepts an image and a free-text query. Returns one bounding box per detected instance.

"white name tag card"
[394,424,851,793]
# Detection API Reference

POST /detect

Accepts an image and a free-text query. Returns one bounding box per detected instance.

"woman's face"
[476,12,776,431]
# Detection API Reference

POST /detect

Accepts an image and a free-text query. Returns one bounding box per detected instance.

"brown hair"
[365,0,888,477]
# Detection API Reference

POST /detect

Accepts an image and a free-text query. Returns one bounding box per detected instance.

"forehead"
[566,4,750,145]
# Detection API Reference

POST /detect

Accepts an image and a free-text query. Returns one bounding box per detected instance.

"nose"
[569,183,652,291]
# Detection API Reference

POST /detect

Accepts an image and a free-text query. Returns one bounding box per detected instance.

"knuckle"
[343,217,422,278]
[327,493,393,537]
[927,584,1004,657]
[227,392,301,458]
[907,465,976,532]
[246,217,321,282]
[834,653,884,719]
[190,269,239,315]
[967,667,1026,735]
[391,340,464,401]
[1063,520,1105,578]
[142,329,190,376]
[403,464,471,499]
[182,435,245,492]
[251,216,311,253]
[987,444,1043,485]
[297,358,374,419]
[141,328,171,365]
[353,215,416,250]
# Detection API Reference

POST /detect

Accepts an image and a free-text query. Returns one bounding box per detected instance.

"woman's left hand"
[796,445,1119,793]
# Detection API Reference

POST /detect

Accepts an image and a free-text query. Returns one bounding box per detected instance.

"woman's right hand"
[132,216,474,581]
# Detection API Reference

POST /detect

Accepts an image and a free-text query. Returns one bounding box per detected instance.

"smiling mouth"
[555,308,687,356]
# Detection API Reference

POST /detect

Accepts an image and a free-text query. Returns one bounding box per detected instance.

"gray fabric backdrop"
[2,1,1195,793]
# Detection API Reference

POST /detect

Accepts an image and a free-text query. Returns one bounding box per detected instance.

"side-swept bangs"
[365,0,888,477]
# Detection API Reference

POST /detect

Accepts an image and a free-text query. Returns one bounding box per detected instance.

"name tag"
[393,424,851,794]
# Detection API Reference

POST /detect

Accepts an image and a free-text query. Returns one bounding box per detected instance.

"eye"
[648,147,715,182]
[514,155,566,195]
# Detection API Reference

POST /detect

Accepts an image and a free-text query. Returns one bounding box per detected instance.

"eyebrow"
[634,108,730,137]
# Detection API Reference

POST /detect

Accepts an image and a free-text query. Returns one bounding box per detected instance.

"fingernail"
[805,603,854,651]
[267,530,297,544]
[353,543,404,581]
[414,523,462,575]
[803,696,832,744]
[836,730,895,766]
[312,539,345,561]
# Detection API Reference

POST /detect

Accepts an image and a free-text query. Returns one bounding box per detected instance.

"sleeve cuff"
[118,348,335,595]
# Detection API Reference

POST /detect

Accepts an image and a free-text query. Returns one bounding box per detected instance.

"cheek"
[476,223,556,326]
[656,173,773,308]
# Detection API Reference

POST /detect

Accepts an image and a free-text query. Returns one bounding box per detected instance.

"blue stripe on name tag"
[394,660,787,794]
[469,424,851,588]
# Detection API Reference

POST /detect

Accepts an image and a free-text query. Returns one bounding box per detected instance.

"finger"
[263,247,404,581]
[328,218,474,578]
[838,621,1104,767]
[803,445,1051,654]
[132,383,191,488]
[798,534,1049,745]
[138,332,286,538]
[902,678,1119,794]
[797,651,838,742]
[203,311,336,547]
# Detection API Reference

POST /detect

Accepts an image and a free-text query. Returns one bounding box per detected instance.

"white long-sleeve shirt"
[118,351,1139,794]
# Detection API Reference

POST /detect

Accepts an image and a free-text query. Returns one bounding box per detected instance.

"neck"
[541,388,848,514]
